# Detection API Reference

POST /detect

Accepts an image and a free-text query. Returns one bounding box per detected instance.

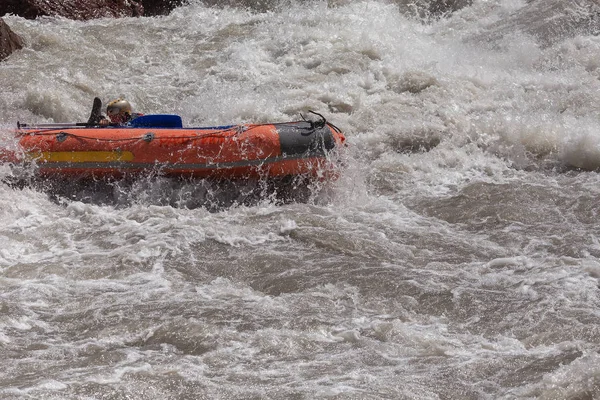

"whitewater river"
[1,0,600,398]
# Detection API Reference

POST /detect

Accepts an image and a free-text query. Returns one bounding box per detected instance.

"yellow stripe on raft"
[28,151,135,163]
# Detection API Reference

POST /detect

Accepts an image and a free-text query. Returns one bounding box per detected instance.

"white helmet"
[106,98,132,117]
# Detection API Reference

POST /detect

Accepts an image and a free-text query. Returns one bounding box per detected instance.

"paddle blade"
[87,97,103,125]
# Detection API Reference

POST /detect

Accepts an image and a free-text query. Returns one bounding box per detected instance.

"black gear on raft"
[275,121,336,157]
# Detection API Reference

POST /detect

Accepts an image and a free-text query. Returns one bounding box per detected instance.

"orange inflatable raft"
[4,114,346,181]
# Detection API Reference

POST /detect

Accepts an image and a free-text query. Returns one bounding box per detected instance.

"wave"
[472,0,600,47]
[189,0,472,17]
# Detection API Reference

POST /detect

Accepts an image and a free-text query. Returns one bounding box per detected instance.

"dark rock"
[429,0,472,17]
[0,18,23,61]
[141,0,186,16]
[395,0,472,20]
[197,0,277,12]
[0,0,144,21]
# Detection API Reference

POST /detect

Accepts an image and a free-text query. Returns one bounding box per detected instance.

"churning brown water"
[1,0,600,398]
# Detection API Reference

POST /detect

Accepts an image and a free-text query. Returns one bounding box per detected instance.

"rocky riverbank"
[0,0,186,61]
[0,0,474,61]
[0,0,185,20]
[0,18,22,61]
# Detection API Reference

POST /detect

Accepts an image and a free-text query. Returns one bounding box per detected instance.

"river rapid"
[1,0,600,398]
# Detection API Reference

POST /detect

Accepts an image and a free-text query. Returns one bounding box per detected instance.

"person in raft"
[98,98,143,126]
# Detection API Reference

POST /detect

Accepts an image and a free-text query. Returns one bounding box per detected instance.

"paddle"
[87,96,103,125]
[16,122,116,128]
[17,97,110,129]
[17,97,184,129]
[18,115,184,129]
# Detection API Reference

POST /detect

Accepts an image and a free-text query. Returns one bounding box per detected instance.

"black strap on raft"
[301,110,326,130]
[300,110,342,134]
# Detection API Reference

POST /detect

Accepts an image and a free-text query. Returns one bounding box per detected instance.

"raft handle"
[56,132,68,143]
[142,132,155,142]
